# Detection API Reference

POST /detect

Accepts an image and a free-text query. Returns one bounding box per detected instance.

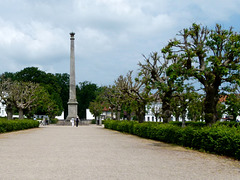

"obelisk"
[66,32,78,120]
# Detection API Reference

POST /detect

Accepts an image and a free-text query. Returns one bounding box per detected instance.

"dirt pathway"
[0,125,239,180]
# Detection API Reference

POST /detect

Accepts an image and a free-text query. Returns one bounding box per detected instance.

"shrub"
[214,121,240,128]
[169,121,206,127]
[0,119,39,133]
[104,120,240,160]
[50,119,58,124]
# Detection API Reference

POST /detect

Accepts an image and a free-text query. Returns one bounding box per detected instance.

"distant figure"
[33,117,36,121]
[71,118,74,127]
[76,117,79,127]
[43,117,46,126]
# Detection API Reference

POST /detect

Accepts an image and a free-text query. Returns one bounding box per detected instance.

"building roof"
[219,95,227,103]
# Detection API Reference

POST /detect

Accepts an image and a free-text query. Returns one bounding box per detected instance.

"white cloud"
[0,0,240,85]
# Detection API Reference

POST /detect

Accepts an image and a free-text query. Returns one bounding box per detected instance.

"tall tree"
[139,52,184,123]
[187,93,204,122]
[55,73,69,119]
[2,67,64,117]
[225,95,240,121]
[0,79,54,119]
[89,101,104,121]
[115,71,152,123]
[163,24,240,125]
[76,81,99,119]
[96,86,122,120]
[171,87,195,127]
[0,78,15,119]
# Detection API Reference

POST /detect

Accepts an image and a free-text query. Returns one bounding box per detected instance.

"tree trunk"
[162,92,172,123]
[6,104,13,120]
[138,110,145,123]
[193,114,197,122]
[175,113,180,122]
[19,108,24,119]
[137,103,146,123]
[111,108,114,120]
[117,111,120,120]
[182,111,186,127]
[127,113,131,121]
[117,106,121,120]
[204,86,219,126]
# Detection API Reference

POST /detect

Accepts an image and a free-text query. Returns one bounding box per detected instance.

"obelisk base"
[66,101,78,121]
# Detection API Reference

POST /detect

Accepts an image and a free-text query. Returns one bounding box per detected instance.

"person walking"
[71,118,74,127]
[43,117,46,126]
[76,117,79,127]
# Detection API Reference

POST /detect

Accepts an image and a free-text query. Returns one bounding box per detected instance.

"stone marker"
[66,32,78,120]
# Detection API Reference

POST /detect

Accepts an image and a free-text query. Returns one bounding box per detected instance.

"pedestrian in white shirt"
[71,118,74,127]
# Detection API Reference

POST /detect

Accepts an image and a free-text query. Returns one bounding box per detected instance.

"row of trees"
[0,67,68,119]
[90,24,240,126]
[1,24,239,125]
[0,67,100,120]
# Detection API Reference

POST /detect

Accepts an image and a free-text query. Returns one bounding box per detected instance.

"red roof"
[219,95,227,103]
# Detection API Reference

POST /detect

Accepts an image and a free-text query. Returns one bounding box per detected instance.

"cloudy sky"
[0,0,240,86]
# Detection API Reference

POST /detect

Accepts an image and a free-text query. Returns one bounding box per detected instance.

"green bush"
[104,120,240,160]
[169,121,206,127]
[0,119,39,133]
[214,121,240,128]
[50,119,58,124]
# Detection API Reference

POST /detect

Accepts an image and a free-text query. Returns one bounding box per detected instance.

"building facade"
[0,100,7,117]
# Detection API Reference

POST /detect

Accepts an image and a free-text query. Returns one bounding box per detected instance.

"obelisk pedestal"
[66,32,78,120]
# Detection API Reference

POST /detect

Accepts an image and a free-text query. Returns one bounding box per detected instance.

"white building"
[145,102,192,122]
[145,102,162,122]
[86,108,116,120]
[0,100,7,117]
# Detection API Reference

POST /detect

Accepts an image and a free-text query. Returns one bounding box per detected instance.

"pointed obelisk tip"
[70,32,75,37]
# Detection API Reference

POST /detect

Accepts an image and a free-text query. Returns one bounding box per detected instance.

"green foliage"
[163,24,240,125]
[225,94,240,121]
[104,120,137,134]
[76,81,99,119]
[105,120,240,160]
[0,119,39,133]
[1,67,64,118]
[89,101,104,119]
[169,121,206,127]
[55,73,69,119]
[50,118,58,124]
[91,119,96,124]
[214,121,240,128]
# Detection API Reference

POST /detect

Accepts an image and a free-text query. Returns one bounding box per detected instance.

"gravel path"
[0,125,240,180]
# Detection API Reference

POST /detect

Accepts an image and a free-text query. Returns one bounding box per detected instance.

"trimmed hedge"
[104,120,240,160]
[0,119,39,133]
[169,121,206,127]
[50,118,58,124]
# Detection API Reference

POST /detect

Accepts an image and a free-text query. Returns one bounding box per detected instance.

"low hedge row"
[104,120,240,160]
[0,119,39,133]
[168,121,206,127]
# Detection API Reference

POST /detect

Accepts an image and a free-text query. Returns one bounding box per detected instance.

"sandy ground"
[0,125,240,180]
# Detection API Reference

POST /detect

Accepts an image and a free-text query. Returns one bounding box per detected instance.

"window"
[152,117,154,122]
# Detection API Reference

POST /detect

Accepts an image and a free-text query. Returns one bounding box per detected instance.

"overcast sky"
[0,0,240,86]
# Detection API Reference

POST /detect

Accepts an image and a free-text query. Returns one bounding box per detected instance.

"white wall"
[56,111,64,120]
[0,101,7,117]
[86,109,94,120]
[86,109,116,120]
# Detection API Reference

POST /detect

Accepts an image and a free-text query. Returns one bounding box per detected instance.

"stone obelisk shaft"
[67,32,78,120]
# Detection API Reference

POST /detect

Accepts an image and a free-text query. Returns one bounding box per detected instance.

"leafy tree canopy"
[76,81,100,119]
